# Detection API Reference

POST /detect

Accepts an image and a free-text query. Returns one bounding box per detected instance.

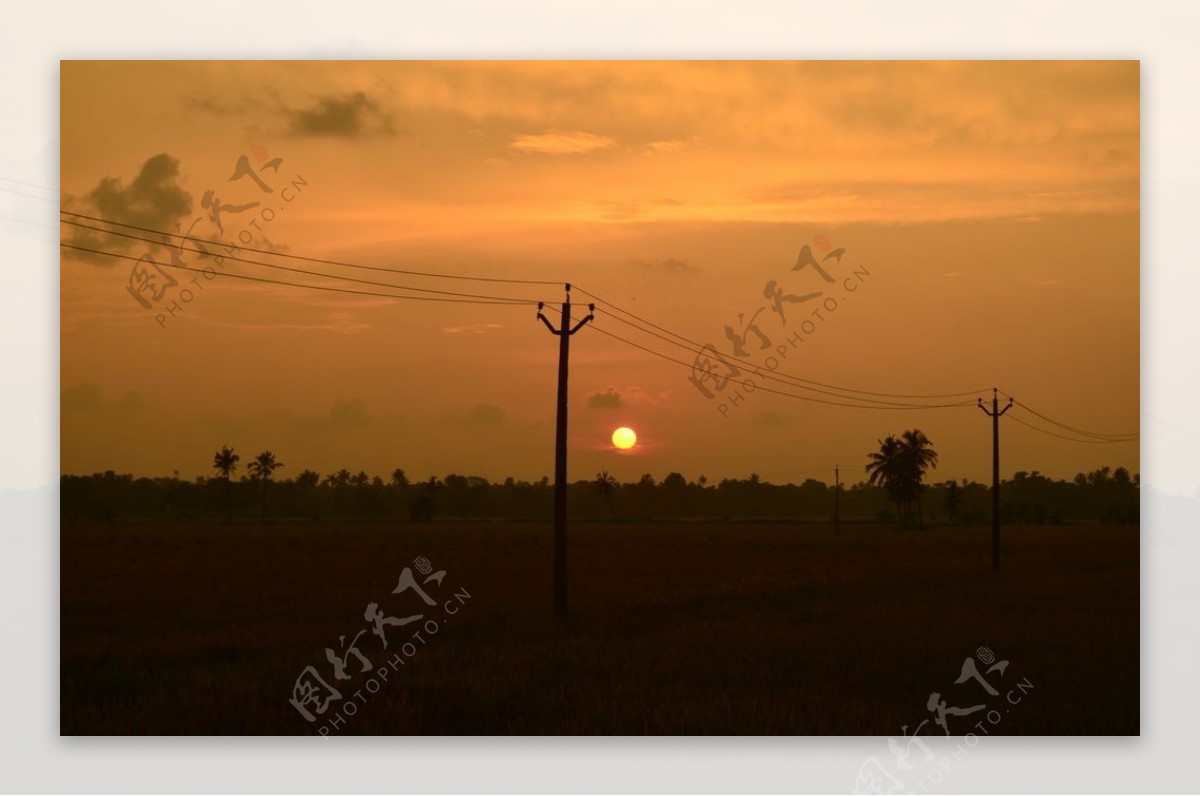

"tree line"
[59,439,1139,525]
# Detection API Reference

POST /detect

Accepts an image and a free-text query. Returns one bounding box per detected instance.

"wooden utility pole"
[537,285,594,624]
[978,388,1013,571]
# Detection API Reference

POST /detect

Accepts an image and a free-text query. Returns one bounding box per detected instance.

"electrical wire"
[60,242,544,306]
[582,320,977,411]
[60,210,563,286]
[60,219,548,305]
[589,305,981,409]
[0,176,57,193]
[1007,411,1138,445]
[1007,397,1138,441]
[574,284,991,401]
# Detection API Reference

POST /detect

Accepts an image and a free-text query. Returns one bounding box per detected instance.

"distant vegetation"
[60,444,1139,525]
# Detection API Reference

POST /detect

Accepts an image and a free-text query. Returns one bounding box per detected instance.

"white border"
[3,1,1197,792]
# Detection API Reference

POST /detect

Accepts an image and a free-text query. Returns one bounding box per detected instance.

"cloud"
[180,91,265,117]
[87,153,192,228]
[287,91,394,137]
[594,200,640,221]
[587,388,624,410]
[294,398,369,435]
[510,130,615,155]
[645,139,692,154]
[64,154,193,265]
[631,257,700,275]
[461,403,506,426]
[592,385,668,408]
[61,384,144,416]
[327,398,368,427]
[441,322,502,335]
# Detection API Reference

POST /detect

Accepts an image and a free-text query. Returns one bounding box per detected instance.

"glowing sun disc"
[612,427,637,450]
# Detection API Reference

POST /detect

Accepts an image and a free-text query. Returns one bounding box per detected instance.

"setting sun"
[611,427,637,450]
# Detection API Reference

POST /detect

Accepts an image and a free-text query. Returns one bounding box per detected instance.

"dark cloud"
[753,410,786,427]
[61,384,144,416]
[180,92,259,117]
[290,398,370,437]
[64,153,193,266]
[461,404,505,426]
[287,92,394,138]
[88,153,192,229]
[587,388,624,410]
[327,398,368,427]
[631,257,700,275]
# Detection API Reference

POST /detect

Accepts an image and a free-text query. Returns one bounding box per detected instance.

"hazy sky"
[59,61,1139,485]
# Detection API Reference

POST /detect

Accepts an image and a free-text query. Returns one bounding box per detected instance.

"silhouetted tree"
[866,430,938,527]
[866,435,906,524]
[943,480,963,524]
[410,476,440,522]
[212,445,240,523]
[595,471,618,518]
[901,429,938,528]
[296,469,320,519]
[247,450,284,522]
[60,458,1137,525]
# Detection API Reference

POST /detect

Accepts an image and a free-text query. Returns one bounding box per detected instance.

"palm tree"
[900,429,938,528]
[866,435,907,524]
[595,471,618,519]
[865,431,939,528]
[212,445,240,523]
[247,450,284,522]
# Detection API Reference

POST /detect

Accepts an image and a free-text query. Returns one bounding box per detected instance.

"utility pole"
[978,388,1013,572]
[834,464,840,534]
[537,285,594,624]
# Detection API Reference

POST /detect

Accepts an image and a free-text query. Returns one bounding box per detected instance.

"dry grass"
[60,520,1138,735]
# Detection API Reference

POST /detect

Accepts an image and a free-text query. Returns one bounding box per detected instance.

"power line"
[583,321,976,411]
[60,210,563,286]
[1007,397,1137,441]
[0,214,59,231]
[1142,411,1200,444]
[60,242,543,306]
[0,176,58,193]
[574,284,990,401]
[1008,411,1138,445]
[56,208,1138,442]
[590,305,978,408]
[576,287,1139,442]
[61,219,548,305]
[0,185,60,204]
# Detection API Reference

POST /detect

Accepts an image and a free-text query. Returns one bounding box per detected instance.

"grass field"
[60,520,1139,735]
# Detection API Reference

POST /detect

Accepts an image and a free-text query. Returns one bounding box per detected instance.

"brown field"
[60,520,1139,735]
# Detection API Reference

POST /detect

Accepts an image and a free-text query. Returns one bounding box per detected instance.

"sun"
[611,426,637,450]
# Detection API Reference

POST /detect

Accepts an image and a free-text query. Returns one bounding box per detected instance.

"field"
[60,520,1139,735]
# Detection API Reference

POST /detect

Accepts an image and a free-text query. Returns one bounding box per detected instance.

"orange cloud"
[510,129,616,155]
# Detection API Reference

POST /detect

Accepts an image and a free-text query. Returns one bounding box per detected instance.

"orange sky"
[59,61,1139,485]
